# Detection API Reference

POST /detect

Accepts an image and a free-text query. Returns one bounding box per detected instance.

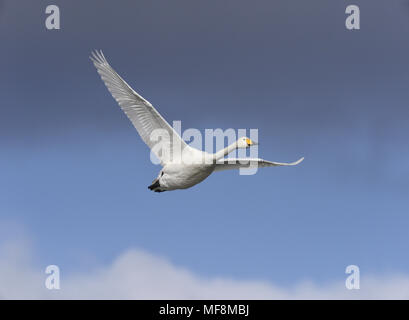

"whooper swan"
[91,51,303,192]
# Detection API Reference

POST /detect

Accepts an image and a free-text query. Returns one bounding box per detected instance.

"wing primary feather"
[214,157,304,172]
[91,50,188,165]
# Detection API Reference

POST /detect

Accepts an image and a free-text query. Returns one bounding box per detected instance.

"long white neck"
[213,141,238,161]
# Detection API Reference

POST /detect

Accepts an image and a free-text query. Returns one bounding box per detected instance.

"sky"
[1,0,409,299]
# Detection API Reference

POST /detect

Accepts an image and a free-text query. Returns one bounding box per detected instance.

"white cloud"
[1,241,409,299]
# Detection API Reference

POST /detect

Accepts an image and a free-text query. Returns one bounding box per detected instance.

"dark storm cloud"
[1,0,409,179]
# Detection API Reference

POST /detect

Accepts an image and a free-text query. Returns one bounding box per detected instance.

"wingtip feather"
[90,49,108,66]
[292,157,304,165]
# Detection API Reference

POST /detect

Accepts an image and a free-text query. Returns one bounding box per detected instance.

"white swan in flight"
[91,50,303,192]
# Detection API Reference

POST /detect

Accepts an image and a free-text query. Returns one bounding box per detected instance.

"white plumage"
[91,50,303,192]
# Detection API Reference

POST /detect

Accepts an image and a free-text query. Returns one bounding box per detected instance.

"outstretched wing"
[214,157,304,172]
[91,50,188,165]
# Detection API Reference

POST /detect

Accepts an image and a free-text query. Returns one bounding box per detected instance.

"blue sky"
[1,0,409,297]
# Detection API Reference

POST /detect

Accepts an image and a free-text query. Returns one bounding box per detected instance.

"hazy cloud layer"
[1,242,409,299]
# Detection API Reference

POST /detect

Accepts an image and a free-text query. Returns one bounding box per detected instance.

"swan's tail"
[148,179,165,192]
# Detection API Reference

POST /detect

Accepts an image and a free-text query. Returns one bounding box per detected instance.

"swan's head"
[237,137,258,148]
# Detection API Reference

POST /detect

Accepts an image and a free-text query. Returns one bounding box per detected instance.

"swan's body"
[91,51,303,192]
